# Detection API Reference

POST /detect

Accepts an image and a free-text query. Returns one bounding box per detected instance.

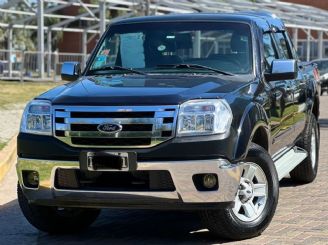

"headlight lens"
[20,100,52,135]
[177,99,232,137]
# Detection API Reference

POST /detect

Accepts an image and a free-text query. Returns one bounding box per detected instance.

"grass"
[0,81,64,109]
[0,142,6,151]
[0,81,64,150]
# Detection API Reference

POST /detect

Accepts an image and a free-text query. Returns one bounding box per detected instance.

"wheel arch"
[251,125,269,152]
[233,102,271,161]
[312,92,320,120]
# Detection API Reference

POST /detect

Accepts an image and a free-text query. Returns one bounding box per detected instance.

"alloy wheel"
[232,162,268,222]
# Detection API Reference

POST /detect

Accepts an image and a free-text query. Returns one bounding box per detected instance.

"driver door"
[262,33,295,154]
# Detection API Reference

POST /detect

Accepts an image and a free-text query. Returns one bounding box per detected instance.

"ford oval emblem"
[97,123,122,133]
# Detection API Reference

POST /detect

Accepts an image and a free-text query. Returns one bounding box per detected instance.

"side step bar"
[273,146,308,180]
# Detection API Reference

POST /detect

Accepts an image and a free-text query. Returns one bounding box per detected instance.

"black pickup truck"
[16,12,320,240]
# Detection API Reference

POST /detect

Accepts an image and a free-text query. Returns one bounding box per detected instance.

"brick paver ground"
[0,97,327,244]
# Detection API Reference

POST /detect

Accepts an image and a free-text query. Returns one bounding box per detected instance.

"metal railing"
[0,50,89,82]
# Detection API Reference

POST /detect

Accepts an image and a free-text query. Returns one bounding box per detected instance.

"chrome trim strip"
[65,130,156,138]
[154,111,175,117]
[65,118,157,124]
[55,123,70,131]
[58,105,178,112]
[161,123,173,131]
[55,111,70,117]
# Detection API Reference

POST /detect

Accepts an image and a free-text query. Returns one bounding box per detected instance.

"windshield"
[88,22,253,75]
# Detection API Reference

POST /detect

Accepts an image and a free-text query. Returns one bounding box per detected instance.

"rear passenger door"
[273,31,307,142]
[263,33,295,154]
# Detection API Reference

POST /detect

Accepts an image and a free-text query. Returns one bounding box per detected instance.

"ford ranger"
[16,12,320,240]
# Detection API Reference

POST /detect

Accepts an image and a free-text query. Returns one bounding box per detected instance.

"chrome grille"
[53,105,178,148]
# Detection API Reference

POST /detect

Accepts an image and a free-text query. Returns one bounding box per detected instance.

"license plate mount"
[80,151,137,171]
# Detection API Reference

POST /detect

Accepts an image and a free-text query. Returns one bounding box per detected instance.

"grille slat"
[71,112,154,118]
[71,137,152,146]
[66,131,156,138]
[56,123,69,131]
[55,111,70,117]
[70,124,153,132]
[54,105,178,148]
[65,118,157,125]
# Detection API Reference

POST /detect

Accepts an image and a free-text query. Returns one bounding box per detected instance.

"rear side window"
[273,32,292,59]
[262,33,278,71]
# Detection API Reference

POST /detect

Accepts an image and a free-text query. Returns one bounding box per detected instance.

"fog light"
[193,173,218,191]
[203,174,217,189]
[22,170,39,188]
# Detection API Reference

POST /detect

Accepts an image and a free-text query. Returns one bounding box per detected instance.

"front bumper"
[17,158,242,210]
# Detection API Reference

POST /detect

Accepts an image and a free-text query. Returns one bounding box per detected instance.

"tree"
[0,1,63,51]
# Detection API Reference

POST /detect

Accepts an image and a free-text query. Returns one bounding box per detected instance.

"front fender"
[233,102,270,161]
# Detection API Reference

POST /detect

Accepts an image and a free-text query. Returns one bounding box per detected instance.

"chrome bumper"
[17,158,243,209]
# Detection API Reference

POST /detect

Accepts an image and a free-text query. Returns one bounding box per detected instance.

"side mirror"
[61,62,81,81]
[265,59,297,82]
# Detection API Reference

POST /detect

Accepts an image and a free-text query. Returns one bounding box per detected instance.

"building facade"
[57,0,328,61]
[283,0,328,60]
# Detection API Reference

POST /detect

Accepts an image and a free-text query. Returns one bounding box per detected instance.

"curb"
[0,135,17,183]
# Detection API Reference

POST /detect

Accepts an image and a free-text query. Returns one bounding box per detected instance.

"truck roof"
[112,12,285,32]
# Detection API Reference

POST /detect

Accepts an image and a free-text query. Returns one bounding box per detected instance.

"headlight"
[20,100,52,135]
[177,99,232,137]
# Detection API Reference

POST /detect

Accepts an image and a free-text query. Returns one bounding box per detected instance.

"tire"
[200,143,279,240]
[290,113,319,183]
[17,183,100,234]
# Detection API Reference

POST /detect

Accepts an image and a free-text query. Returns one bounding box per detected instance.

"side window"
[273,32,292,59]
[284,31,298,59]
[262,33,278,71]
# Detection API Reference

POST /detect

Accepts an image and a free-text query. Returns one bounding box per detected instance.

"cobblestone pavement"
[0,98,327,245]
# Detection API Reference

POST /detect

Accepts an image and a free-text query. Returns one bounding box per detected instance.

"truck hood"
[38,74,253,106]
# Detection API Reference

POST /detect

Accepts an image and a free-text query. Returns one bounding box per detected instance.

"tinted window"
[274,32,292,59]
[263,33,277,71]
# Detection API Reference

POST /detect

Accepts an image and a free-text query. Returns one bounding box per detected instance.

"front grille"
[53,105,178,148]
[55,168,176,192]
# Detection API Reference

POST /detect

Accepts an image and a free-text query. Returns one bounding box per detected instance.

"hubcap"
[232,162,268,222]
[311,127,317,169]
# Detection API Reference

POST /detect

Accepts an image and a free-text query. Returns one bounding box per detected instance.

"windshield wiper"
[156,64,234,76]
[88,65,146,75]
